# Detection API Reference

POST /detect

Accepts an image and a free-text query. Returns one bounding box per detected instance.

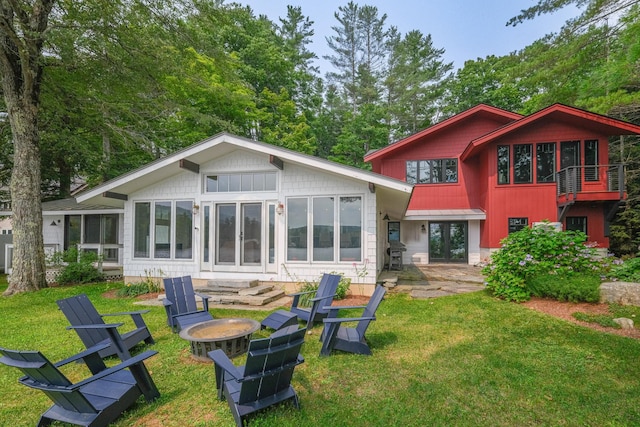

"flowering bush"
[482,223,605,302]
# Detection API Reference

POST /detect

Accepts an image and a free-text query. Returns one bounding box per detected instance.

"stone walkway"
[378,263,486,299]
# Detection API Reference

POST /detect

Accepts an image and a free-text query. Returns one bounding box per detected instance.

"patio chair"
[261,273,341,331]
[0,342,160,427]
[163,275,213,332]
[319,284,386,356]
[57,293,155,359]
[208,326,306,427]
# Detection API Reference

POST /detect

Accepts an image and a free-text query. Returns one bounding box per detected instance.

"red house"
[365,104,640,265]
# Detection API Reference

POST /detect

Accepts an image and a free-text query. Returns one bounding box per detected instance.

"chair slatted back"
[0,348,98,414]
[163,276,198,317]
[237,328,305,405]
[314,274,341,316]
[57,294,107,348]
[355,285,386,337]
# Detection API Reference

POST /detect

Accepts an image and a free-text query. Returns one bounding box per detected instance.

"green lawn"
[1,280,639,426]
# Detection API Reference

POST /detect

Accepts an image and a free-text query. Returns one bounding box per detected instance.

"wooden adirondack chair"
[57,293,155,359]
[208,327,306,427]
[319,284,387,356]
[162,275,213,332]
[0,342,160,427]
[261,273,341,331]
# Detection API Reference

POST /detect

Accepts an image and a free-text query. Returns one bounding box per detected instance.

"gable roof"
[364,104,523,162]
[76,133,413,214]
[461,103,640,161]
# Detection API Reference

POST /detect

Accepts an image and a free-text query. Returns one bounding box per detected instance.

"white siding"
[123,149,379,285]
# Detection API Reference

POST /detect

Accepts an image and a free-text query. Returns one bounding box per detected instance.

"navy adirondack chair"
[57,293,155,358]
[162,276,213,332]
[261,273,341,331]
[208,327,306,427]
[319,284,386,356]
[0,342,160,427]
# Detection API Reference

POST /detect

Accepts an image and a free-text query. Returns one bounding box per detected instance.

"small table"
[179,318,260,362]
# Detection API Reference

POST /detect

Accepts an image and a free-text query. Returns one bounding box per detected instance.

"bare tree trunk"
[0,0,55,295]
[5,99,46,295]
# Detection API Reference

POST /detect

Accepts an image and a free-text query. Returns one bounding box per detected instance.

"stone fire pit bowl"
[179,318,260,362]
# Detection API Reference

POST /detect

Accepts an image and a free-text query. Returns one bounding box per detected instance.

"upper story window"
[205,172,276,193]
[406,159,458,184]
[497,146,510,184]
[536,142,556,183]
[513,144,532,184]
[585,140,598,181]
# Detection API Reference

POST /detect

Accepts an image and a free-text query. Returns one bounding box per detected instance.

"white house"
[75,133,413,288]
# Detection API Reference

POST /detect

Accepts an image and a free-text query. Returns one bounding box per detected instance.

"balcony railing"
[556,164,625,200]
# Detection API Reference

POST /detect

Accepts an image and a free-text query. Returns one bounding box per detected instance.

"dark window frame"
[508,217,529,234]
[536,142,556,183]
[497,145,510,185]
[513,144,533,184]
[406,159,458,184]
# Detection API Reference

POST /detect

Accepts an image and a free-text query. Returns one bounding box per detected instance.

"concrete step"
[206,279,259,289]
[206,289,286,306]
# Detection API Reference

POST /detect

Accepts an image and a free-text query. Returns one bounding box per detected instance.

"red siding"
[369,104,638,252]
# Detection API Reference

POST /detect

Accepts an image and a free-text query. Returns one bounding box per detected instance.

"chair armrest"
[70,350,158,391]
[101,309,150,317]
[309,293,337,303]
[194,292,211,311]
[287,290,315,298]
[162,298,173,307]
[323,316,376,324]
[324,305,367,311]
[54,342,112,367]
[207,349,241,379]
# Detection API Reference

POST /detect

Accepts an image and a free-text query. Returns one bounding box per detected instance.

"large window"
[513,144,532,184]
[406,159,458,184]
[585,140,598,181]
[313,197,334,262]
[286,196,362,263]
[134,203,151,258]
[497,146,510,185]
[134,200,193,259]
[536,142,555,183]
[287,198,308,261]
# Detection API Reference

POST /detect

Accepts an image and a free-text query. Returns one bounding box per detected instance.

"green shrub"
[294,272,351,306]
[55,250,104,285]
[608,256,640,282]
[527,272,601,303]
[482,223,605,302]
[117,269,163,297]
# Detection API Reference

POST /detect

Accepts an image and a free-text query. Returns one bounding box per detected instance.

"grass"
[2,280,640,426]
[573,303,640,329]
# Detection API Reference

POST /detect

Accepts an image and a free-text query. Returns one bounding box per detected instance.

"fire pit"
[179,318,260,362]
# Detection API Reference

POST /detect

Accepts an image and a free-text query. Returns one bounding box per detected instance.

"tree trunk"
[5,100,47,295]
[0,0,55,295]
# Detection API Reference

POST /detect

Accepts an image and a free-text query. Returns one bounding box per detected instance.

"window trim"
[285,195,363,263]
[133,200,194,260]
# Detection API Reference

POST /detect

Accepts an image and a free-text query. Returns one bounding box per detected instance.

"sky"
[239,0,580,73]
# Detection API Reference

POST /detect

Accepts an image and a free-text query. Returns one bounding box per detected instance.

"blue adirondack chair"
[163,275,213,332]
[319,284,387,356]
[0,342,160,427]
[208,326,306,427]
[57,293,155,358]
[261,273,341,331]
